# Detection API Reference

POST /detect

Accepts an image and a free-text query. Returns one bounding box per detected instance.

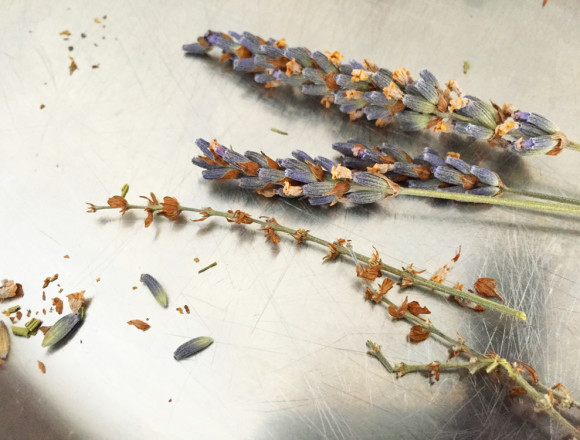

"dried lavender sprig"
[183,31,579,157]
[87,201,526,319]
[192,138,580,215]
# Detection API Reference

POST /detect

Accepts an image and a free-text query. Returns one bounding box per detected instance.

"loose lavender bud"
[470,166,500,186]
[182,43,208,55]
[42,313,81,347]
[140,273,168,308]
[174,336,214,360]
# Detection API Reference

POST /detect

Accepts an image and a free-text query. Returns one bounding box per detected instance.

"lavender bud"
[208,34,236,52]
[470,166,500,186]
[233,57,257,72]
[364,91,389,106]
[393,162,421,178]
[260,44,284,58]
[518,122,547,138]
[276,72,307,87]
[228,31,243,40]
[258,168,286,182]
[339,64,353,75]
[434,166,463,186]
[371,68,393,89]
[465,186,501,197]
[182,43,208,55]
[513,111,530,122]
[278,157,309,171]
[309,195,337,205]
[253,55,274,69]
[285,169,318,183]
[223,149,249,168]
[241,32,261,52]
[453,122,494,139]
[238,177,268,190]
[332,142,357,156]
[284,47,312,67]
[406,80,438,104]
[312,51,338,73]
[419,69,440,88]
[445,156,471,174]
[243,151,270,168]
[378,143,410,163]
[292,150,314,163]
[213,143,228,157]
[42,312,82,347]
[192,157,220,170]
[359,149,382,163]
[347,190,385,205]
[396,111,431,131]
[352,172,388,191]
[140,274,169,308]
[341,156,375,169]
[302,68,325,84]
[195,138,212,157]
[174,336,214,361]
[349,59,365,70]
[302,84,330,96]
[527,113,559,134]
[202,168,237,180]
[508,136,558,156]
[315,156,337,172]
[437,186,464,193]
[339,102,367,113]
[364,106,390,121]
[422,152,446,168]
[335,74,370,91]
[455,96,497,130]
[302,182,336,197]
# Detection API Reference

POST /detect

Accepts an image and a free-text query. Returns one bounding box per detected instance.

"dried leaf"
[474,277,504,301]
[173,336,214,360]
[127,320,150,331]
[407,301,431,316]
[388,296,408,318]
[409,325,430,343]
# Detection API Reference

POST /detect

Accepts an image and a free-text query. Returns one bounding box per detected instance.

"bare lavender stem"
[89,203,525,320]
[366,341,580,438]
[503,187,580,207]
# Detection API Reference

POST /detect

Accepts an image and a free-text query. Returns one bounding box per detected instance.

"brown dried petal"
[236,161,260,176]
[52,298,64,315]
[458,174,478,190]
[377,278,395,296]
[407,301,431,316]
[293,228,309,244]
[261,226,280,244]
[356,264,382,282]
[107,196,128,215]
[509,387,527,397]
[474,277,503,301]
[160,197,181,221]
[66,290,86,313]
[227,210,253,225]
[323,243,339,262]
[307,161,324,181]
[514,360,539,384]
[409,325,430,343]
[127,320,151,331]
[388,296,409,318]
[38,361,46,374]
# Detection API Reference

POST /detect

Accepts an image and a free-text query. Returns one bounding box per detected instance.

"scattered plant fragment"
[140,274,168,308]
[42,312,82,347]
[173,336,214,360]
[127,320,150,331]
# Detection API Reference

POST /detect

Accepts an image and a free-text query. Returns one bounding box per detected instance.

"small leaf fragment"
[38,361,46,374]
[127,320,150,331]
[140,274,168,308]
[174,336,214,360]
[42,312,81,347]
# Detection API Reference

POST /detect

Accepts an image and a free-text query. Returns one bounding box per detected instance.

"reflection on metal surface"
[2,0,580,439]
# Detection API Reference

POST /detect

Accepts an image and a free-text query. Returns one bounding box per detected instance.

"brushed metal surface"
[1,1,579,439]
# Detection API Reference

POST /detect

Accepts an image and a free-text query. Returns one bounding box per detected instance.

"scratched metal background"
[1,1,579,439]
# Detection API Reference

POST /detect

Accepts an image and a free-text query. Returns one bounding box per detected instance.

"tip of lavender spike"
[183,43,208,55]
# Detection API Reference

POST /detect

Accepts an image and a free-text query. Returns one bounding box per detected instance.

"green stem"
[566,141,580,152]
[503,187,580,207]
[398,187,580,215]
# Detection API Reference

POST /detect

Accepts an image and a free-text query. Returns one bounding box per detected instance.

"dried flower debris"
[409,325,430,343]
[52,297,64,315]
[37,361,46,374]
[474,277,503,301]
[198,262,217,274]
[42,274,59,289]
[127,320,150,331]
[1,280,22,301]
[66,291,86,313]
[68,56,78,75]
[431,247,461,284]
[0,322,10,360]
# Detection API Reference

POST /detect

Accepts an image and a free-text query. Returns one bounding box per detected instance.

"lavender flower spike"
[184,30,579,156]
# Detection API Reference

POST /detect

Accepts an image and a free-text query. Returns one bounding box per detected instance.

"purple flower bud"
[371,68,393,89]
[202,168,237,180]
[469,166,499,186]
[335,74,370,91]
[513,111,530,122]
[422,152,446,168]
[352,172,388,190]
[396,111,431,131]
[285,169,318,183]
[302,68,325,85]
[518,122,546,138]
[406,80,438,104]
[455,96,496,129]
[508,136,558,156]
[192,157,221,170]
[419,69,440,88]
[238,177,268,189]
[278,157,309,171]
[527,113,559,134]
[276,72,306,87]
[445,156,471,174]
[453,122,494,139]
[407,179,443,190]
[292,150,314,163]
[243,151,270,168]
[364,91,389,106]
[258,168,286,182]
[358,149,382,163]
[309,195,337,205]
[182,43,208,55]
[312,51,338,73]
[283,47,312,67]
[240,32,261,53]
[341,156,374,169]
[349,59,365,70]
[393,162,421,178]
[465,186,500,197]
[233,57,257,72]
[302,84,330,96]
[303,182,335,197]
[347,190,384,205]
[213,143,227,157]
[223,149,249,168]
[332,142,357,156]
[195,138,212,157]
[364,106,390,121]
[315,156,337,172]
[339,102,367,113]
[260,44,284,58]
[228,31,243,40]
[378,143,409,163]
[254,72,275,83]
[433,166,463,186]
[253,55,274,69]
